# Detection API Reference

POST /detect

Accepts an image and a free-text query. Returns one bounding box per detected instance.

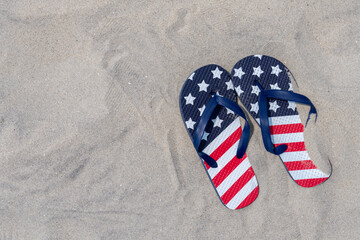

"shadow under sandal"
[179,65,259,209]
[231,55,331,187]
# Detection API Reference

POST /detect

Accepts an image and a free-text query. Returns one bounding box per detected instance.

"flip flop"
[231,55,331,187]
[179,65,259,209]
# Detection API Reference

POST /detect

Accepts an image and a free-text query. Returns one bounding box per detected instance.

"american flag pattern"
[179,65,259,209]
[231,55,330,187]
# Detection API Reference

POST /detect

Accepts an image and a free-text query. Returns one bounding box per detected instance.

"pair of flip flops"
[179,55,331,210]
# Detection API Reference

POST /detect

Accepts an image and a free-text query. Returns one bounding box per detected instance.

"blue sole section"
[231,55,299,121]
[179,65,238,151]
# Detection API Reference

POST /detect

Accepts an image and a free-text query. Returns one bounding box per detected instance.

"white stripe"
[256,115,302,126]
[207,143,238,178]
[270,132,304,144]
[215,158,251,196]
[203,120,240,155]
[280,151,310,162]
[289,169,329,180]
[226,176,258,209]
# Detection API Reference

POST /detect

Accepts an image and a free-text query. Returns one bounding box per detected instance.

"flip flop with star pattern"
[179,64,259,209]
[231,55,331,187]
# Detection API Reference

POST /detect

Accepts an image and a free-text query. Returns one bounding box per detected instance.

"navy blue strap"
[193,94,250,168]
[256,81,317,155]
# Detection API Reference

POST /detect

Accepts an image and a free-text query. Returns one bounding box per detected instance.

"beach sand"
[0,0,359,239]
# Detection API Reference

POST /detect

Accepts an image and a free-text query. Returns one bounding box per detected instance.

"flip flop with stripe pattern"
[179,65,259,209]
[231,55,331,188]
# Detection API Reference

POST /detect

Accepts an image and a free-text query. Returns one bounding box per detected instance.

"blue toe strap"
[193,94,250,168]
[256,82,317,155]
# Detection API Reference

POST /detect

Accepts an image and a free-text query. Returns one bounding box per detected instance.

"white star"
[184,93,196,105]
[225,80,234,90]
[288,82,293,91]
[188,72,195,80]
[197,80,209,92]
[212,116,223,128]
[185,118,196,129]
[211,67,223,79]
[287,101,296,111]
[198,105,206,116]
[270,83,281,90]
[250,102,259,114]
[226,108,234,115]
[202,132,209,141]
[235,85,244,96]
[254,55,263,60]
[251,85,261,96]
[271,65,283,76]
[233,67,245,79]
[252,66,264,78]
[269,100,280,112]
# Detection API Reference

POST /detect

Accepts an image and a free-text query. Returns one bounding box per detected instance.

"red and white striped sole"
[256,115,330,187]
[202,120,259,209]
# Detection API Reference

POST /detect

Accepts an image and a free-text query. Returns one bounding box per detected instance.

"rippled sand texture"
[0,0,359,239]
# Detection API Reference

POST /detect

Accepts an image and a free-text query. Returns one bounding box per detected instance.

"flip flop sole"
[179,65,259,209]
[231,55,330,187]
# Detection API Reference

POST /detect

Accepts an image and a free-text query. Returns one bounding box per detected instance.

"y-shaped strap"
[193,94,250,168]
[256,81,317,155]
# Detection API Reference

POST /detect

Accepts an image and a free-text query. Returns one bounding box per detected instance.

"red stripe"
[220,167,254,205]
[212,154,247,188]
[205,127,242,170]
[284,160,317,171]
[295,178,328,188]
[236,186,259,209]
[274,142,306,152]
[269,123,304,135]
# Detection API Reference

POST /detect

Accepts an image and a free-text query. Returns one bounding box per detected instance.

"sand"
[0,0,359,239]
